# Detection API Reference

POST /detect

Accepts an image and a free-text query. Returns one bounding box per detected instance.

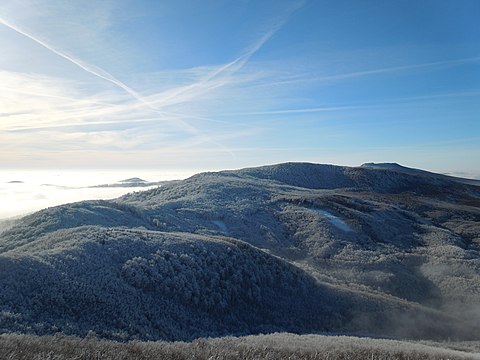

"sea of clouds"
[0,169,193,219]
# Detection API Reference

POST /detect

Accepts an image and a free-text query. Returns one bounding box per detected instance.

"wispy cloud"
[215,87,480,118]
[260,55,480,88]
[141,2,305,113]
[0,3,304,166]
[0,17,150,106]
[220,106,353,117]
[2,0,477,175]
[0,0,301,115]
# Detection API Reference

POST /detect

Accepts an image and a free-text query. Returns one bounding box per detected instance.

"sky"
[1,0,479,177]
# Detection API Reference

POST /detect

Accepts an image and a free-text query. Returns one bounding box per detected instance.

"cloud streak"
[0,2,304,160]
[2,0,476,175]
[0,17,211,141]
[221,106,353,117]
[0,17,149,106]
[0,8,298,163]
[262,55,480,88]
[0,1,299,115]
[142,2,305,112]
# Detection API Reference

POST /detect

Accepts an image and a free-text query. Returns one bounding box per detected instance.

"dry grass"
[1,333,479,360]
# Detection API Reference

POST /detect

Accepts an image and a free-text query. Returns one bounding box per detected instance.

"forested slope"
[1,162,479,341]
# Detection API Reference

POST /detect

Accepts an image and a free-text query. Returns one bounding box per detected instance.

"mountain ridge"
[1,162,479,341]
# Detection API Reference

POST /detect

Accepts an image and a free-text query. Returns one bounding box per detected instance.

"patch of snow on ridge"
[212,220,228,233]
[313,209,353,232]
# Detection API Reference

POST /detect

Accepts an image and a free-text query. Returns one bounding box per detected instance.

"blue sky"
[1,0,479,177]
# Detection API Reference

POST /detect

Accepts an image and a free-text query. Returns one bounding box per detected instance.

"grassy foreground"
[1,333,479,360]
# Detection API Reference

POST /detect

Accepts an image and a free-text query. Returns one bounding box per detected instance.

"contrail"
[146,1,305,109]
[0,3,303,155]
[316,56,480,82]
[0,16,204,138]
[221,107,352,117]
[0,12,292,112]
[266,55,480,87]
[0,17,151,106]
[146,27,281,109]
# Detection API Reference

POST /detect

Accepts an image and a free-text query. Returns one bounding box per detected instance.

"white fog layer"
[0,170,193,219]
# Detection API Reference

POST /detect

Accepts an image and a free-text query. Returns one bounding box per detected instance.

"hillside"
[1,162,479,342]
[361,162,480,186]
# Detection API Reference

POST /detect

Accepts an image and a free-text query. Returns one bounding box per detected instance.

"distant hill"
[88,178,170,188]
[119,177,147,184]
[1,162,479,342]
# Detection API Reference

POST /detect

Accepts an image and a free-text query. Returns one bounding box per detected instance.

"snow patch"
[313,209,353,232]
[212,220,228,233]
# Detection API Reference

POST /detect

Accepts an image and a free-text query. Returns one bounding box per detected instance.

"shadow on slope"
[0,227,331,341]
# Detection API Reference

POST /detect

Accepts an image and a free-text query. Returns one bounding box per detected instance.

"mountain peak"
[361,162,404,169]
